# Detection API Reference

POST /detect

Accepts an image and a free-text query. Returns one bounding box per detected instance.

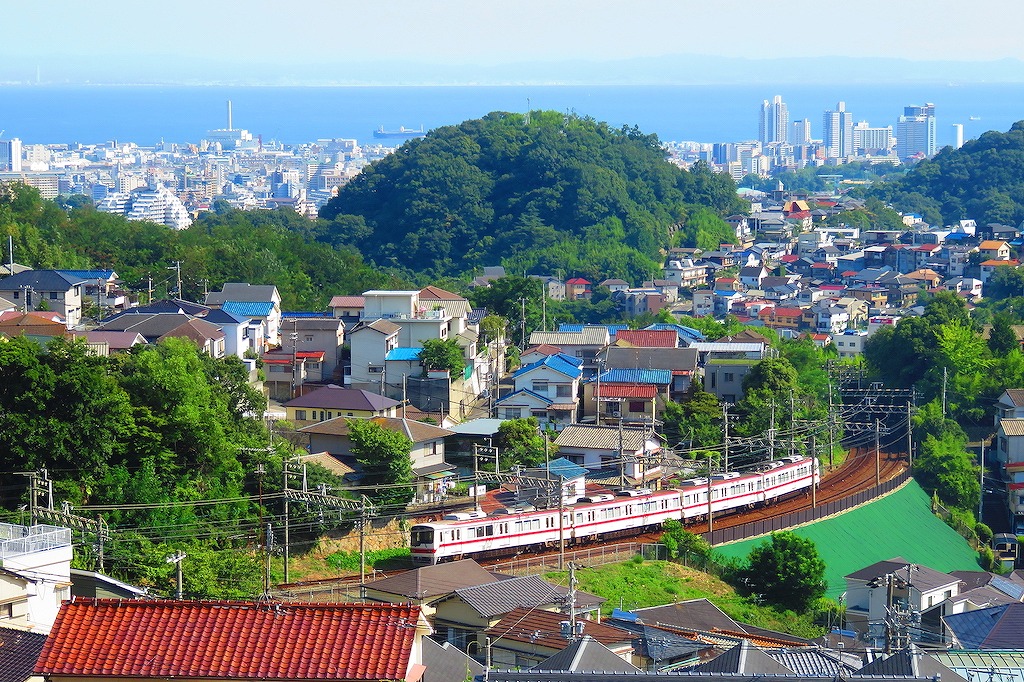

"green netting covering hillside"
[712,480,981,598]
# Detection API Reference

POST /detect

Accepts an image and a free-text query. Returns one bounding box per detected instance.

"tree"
[660,519,711,563]
[737,531,826,612]
[988,312,1020,356]
[914,432,980,512]
[497,417,548,468]
[419,338,466,377]
[347,419,414,508]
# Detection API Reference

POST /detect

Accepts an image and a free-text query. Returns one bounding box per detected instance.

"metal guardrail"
[0,522,72,559]
[703,469,911,546]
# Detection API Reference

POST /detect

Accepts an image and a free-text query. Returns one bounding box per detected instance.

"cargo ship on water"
[372,125,427,140]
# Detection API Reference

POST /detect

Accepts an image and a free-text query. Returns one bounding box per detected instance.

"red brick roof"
[35,598,422,681]
[614,329,677,348]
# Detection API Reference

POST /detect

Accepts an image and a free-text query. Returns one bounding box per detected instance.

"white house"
[495,354,583,429]
[205,283,282,349]
[0,523,73,634]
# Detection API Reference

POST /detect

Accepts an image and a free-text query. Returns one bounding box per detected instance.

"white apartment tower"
[792,118,812,144]
[896,103,936,161]
[952,123,964,149]
[759,95,789,144]
[0,137,22,172]
[823,102,854,160]
[852,121,894,155]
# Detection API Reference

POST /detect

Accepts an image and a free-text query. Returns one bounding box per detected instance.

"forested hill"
[869,120,1024,228]
[320,111,745,282]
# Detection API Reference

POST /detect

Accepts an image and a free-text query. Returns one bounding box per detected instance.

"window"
[532,380,548,393]
[504,408,522,419]
[304,335,314,342]
[556,384,572,398]
[629,401,645,413]
[49,291,58,300]
[12,291,18,299]
[724,372,735,382]
[294,410,307,420]
[368,366,383,374]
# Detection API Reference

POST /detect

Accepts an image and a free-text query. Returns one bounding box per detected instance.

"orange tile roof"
[35,598,422,680]
[614,329,677,348]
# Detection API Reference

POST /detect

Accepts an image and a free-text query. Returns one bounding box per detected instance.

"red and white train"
[410,455,819,564]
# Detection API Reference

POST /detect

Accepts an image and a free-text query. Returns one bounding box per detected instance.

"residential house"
[95,311,226,357]
[328,294,365,328]
[759,306,803,332]
[57,268,128,315]
[995,389,1024,426]
[945,276,984,298]
[583,368,671,426]
[844,558,961,646]
[663,259,708,290]
[834,330,869,359]
[299,416,455,503]
[485,608,636,670]
[530,275,566,301]
[979,240,1012,261]
[520,343,565,366]
[282,384,399,426]
[0,311,69,344]
[69,330,146,356]
[602,346,699,400]
[431,574,604,653]
[496,354,583,429]
[615,288,669,318]
[703,357,759,403]
[529,327,611,371]
[943,603,1024,649]
[0,269,84,327]
[692,290,715,317]
[981,260,1020,288]
[34,598,430,682]
[261,349,326,401]
[204,308,261,359]
[362,559,503,619]
[552,424,664,485]
[421,637,485,682]
[599,278,631,292]
[565,278,592,301]
[205,283,282,348]
[613,329,678,348]
[516,457,589,506]
[0,523,72,634]
[0,626,47,682]
[349,318,401,389]
[995,417,1024,532]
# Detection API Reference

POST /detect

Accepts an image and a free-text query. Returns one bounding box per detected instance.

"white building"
[96,180,192,230]
[0,523,73,634]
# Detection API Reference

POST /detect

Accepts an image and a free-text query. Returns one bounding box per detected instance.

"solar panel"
[990,575,1024,600]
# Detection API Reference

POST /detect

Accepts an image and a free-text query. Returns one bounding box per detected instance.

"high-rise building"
[896,103,936,161]
[952,123,964,149]
[822,102,853,159]
[792,118,812,144]
[759,95,789,144]
[0,137,22,172]
[852,121,894,155]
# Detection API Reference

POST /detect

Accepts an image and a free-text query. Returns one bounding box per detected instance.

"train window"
[486,525,495,537]
[515,521,522,532]
[410,528,433,546]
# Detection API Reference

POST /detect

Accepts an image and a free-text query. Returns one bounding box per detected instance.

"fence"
[703,469,911,546]
[0,523,72,560]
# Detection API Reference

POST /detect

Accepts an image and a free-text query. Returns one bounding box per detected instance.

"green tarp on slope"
[712,480,981,598]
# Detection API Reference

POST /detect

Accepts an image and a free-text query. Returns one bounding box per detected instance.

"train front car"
[410,523,441,565]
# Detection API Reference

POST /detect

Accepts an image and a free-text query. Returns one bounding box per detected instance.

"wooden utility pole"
[875,418,881,486]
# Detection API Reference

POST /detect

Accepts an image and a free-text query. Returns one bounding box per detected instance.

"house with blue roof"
[57,269,128,315]
[582,368,672,425]
[495,354,584,428]
[205,283,282,349]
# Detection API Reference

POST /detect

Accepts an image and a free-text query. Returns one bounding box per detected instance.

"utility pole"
[706,453,714,533]
[167,261,182,299]
[283,459,291,584]
[809,434,817,509]
[290,319,299,399]
[979,439,985,522]
[768,399,776,462]
[906,399,914,466]
[519,297,526,349]
[166,552,186,599]
[941,366,948,417]
[359,495,369,585]
[264,522,273,597]
[875,418,881,486]
[789,389,796,458]
[722,403,730,473]
[147,275,153,305]
[828,381,835,469]
[618,419,625,488]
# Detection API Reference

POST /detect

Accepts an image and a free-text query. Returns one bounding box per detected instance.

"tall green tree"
[737,531,827,612]
[347,419,414,508]
[420,338,466,377]
[497,417,548,469]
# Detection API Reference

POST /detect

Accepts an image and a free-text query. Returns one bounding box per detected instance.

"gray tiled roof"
[532,636,640,673]
[364,559,500,600]
[690,641,792,674]
[846,557,958,592]
[454,575,605,618]
[944,602,1024,649]
[0,626,47,682]
[284,385,399,411]
[422,635,485,682]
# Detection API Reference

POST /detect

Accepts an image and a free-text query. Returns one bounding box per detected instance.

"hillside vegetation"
[320,110,744,282]
[869,120,1024,227]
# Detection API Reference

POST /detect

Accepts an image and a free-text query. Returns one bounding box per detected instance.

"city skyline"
[2,1,1024,85]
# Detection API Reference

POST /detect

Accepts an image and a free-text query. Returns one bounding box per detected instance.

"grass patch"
[325,547,412,572]
[545,557,824,639]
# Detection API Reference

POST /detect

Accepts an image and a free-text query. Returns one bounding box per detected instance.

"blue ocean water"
[0,83,1022,148]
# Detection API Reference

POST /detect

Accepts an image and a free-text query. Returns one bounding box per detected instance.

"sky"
[4,0,1023,83]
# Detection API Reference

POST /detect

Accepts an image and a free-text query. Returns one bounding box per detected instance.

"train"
[409,455,819,564]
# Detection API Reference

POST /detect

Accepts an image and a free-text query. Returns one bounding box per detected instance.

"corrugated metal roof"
[453,575,603,618]
[554,424,659,451]
[1000,418,1024,437]
[594,368,671,385]
[597,384,657,399]
[513,354,584,380]
[386,347,422,361]
[221,300,274,317]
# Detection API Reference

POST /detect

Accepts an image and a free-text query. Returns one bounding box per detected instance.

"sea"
[1,83,1023,149]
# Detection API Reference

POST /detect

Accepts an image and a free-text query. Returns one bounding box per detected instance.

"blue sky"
[4,0,1022,83]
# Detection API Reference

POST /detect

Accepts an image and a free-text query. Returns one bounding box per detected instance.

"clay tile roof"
[614,329,678,348]
[35,598,421,680]
[485,607,634,649]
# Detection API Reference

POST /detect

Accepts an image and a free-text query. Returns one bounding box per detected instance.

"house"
[431,574,604,653]
[552,424,664,485]
[613,329,678,348]
[582,368,672,426]
[205,282,282,348]
[362,559,503,619]
[96,311,226,357]
[995,389,1024,426]
[995,417,1024,531]
[283,384,399,426]
[738,265,768,289]
[34,598,430,682]
[834,330,869,359]
[328,294,365,328]
[981,259,1021,288]
[516,457,589,506]
[599,278,631,292]
[298,415,456,503]
[520,343,565,366]
[979,240,1012,261]
[602,346,699,399]
[421,637,485,682]
[282,315,346,381]
[565,278,592,301]
[485,608,636,670]
[349,318,401,389]
[759,306,803,331]
[0,523,73,634]
[844,557,961,646]
[496,354,583,428]
[0,269,84,327]
[0,311,69,344]
[703,357,759,403]
[663,259,708,290]
[0,626,47,682]
[943,602,1024,649]
[529,327,611,371]
[69,330,147,356]
[57,268,128,315]
[262,348,326,401]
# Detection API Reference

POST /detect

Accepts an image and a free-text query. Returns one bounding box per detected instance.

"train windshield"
[410,527,434,547]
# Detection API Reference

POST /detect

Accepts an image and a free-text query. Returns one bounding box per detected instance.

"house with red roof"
[565,278,592,301]
[35,598,431,682]
[613,329,678,348]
